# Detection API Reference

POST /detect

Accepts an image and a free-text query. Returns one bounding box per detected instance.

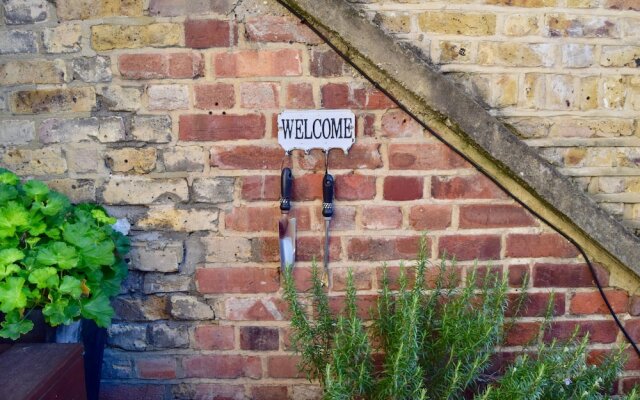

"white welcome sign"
[277,109,356,154]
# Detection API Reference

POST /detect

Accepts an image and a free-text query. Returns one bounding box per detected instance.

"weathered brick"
[39,117,124,144]
[267,355,304,378]
[1,147,67,175]
[601,46,640,68]
[533,263,609,287]
[119,53,203,80]
[194,83,235,110]
[241,82,280,109]
[240,327,279,351]
[91,23,182,51]
[438,234,501,261]
[418,12,496,36]
[296,236,341,262]
[362,205,402,229]
[143,273,191,294]
[105,148,156,174]
[107,323,147,351]
[250,386,289,400]
[478,42,555,67]
[192,177,235,204]
[101,384,165,400]
[0,60,67,85]
[486,0,557,5]
[3,0,47,24]
[570,290,628,314]
[66,145,106,174]
[224,297,287,321]
[138,206,218,232]
[383,176,423,201]
[504,14,539,36]
[214,49,302,77]
[246,16,321,44]
[170,294,214,320]
[374,12,411,33]
[459,204,536,228]
[389,143,468,170]
[131,115,172,143]
[11,87,95,114]
[0,30,37,54]
[286,83,315,109]
[57,0,143,20]
[149,0,235,16]
[321,83,396,109]
[130,243,182,273]
[241,176,279,201]
[604,0,640,10]
[311,49,348,77]
[162,146,205,172]
[347,236,421,261]
[432,175,507,199]
[99,86,142,112]
[136,357,177,380]
[225,206,279,232]
[211,144,283,170]
[0,120,35,145]
[546,14,619,38]
[196,267,279,294]
[506,233,578,258]
[381,110,423,138]
[43,24,82,53]
[184,355,261,379]
[194,325,235,350]
[549,118,634,138]
[202,235,252,263]
[438,40,474,64]
[72,56,112,83]
[185,19,235,49]
[408,204,452,230]
[180,114,265,141]
[113,296,169,321]
[334,174,376,200]
[148,84,189,110]
[602,76,626,109]
[148,322,189,349]
[101,177,188,205]
[562,44,594,68]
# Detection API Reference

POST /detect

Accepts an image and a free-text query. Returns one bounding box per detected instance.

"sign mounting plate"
[277,109,355,154]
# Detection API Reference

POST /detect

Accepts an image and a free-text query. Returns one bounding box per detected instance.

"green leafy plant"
[283,239,638,399]
[0,169,130,339]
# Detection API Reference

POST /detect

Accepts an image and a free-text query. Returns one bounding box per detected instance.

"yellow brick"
[485,0,557,6]
[10,87,95,114]
[492,74,518,108]
[478,42,554,67]
[546,14,619,38]
[418,12,495,36]
[601,46,640,68]
[0,60,67,85]
[564,148,586,166]
[504,15,539,36]
[523,73,545,109]
[602,76,626,109]
[374,13,412,33]
[566,0,599,6]
[547,75,577,110]
[57,0,143,20]
[579,76,599,110]
[629,76,640,110]
[549,118,634,138]
[91,23,182,51]
[106,148,157,174]
[438,40,474,63]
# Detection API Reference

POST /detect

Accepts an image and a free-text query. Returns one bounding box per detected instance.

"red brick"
[179,114,265,141]
[630,295,640,316]
[241,175,279,201]
[214,49,302,77]
[194,83,235,109]
[225,206,311,232]
[311,50,347,77]
[286,83,314,108]
[240,82,280,109]
[383,176,423,201]
[250,386,289,400]
[185,19,235,48]
[252,236,279,263]
[296,236,341,262]
[362,205,402,229]
[267,355,304,378]
[292,173,323,201]
[211,145,284,170]
[389,143,469,170]
[506,292,565,317]
[459,204,536,229]
[507,264,529,287]
[381,110,423,138]
[329,294,379,319]
[119,53,203,80]
[149,0,232,16]
[570,290,629,314]
[194,384,245,400]
[431,175,508,199]
[621,377,640,394]
[408,204,452,230]
[321,83,396,109]
[543,320,618,343]
[362,113,376,137]
[625,320,640,342]
[332,267,373,291]
[298,143,383,170]
[245,16,321,44]
[196,267,279,294]
[193,325,235,350]
[224,297,288,320]
[240,326,279,351]
[136,357,177,379]
[504,322,540,346]
[101,384,165,400]
[334,174,376,200]
[472,265,503,287]
[183,355,261,378]
[438,234,501,261]
[377,265,460,290]
[506,233,578,258]
[326,205,357,231]
[533,263,609,288]
[347,236,422,261]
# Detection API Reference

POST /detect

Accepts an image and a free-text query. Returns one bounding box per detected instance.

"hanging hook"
[281,150,293,170]
[324,149,330,175]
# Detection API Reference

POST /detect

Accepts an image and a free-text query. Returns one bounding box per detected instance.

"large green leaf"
[43,297,80,326]
[0,248,24,266]
[0,310,33,340]
[0,169,19,186]
[34,192,69,217]
[0,201,30,238]
[114,233,131,256]
[0,264,20,280]
[80,241,115,267]
[0,277,27,313]
[81,293,113,327]
[62,222,93,248]
[59,276,82,299]
[91,208,116,225]
[23,180,49,199]
[28,267,59,289]
[36,242,79,270]
[0,184,18,203]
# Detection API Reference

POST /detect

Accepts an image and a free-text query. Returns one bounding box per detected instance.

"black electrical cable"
[276,0,640,358]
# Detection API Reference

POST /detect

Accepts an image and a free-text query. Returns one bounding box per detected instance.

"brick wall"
[359,0,640,232]
[0,0,639,398]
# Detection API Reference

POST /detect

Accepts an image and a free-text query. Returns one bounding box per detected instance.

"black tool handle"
[322,173,334,218]
[280,167,293,212]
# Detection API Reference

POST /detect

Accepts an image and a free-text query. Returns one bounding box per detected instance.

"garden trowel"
[279,167,296,272]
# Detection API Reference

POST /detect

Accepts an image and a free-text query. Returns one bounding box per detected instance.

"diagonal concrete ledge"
[278,0,640,282]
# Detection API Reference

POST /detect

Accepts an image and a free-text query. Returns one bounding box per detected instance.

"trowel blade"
[279,217,296,272]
